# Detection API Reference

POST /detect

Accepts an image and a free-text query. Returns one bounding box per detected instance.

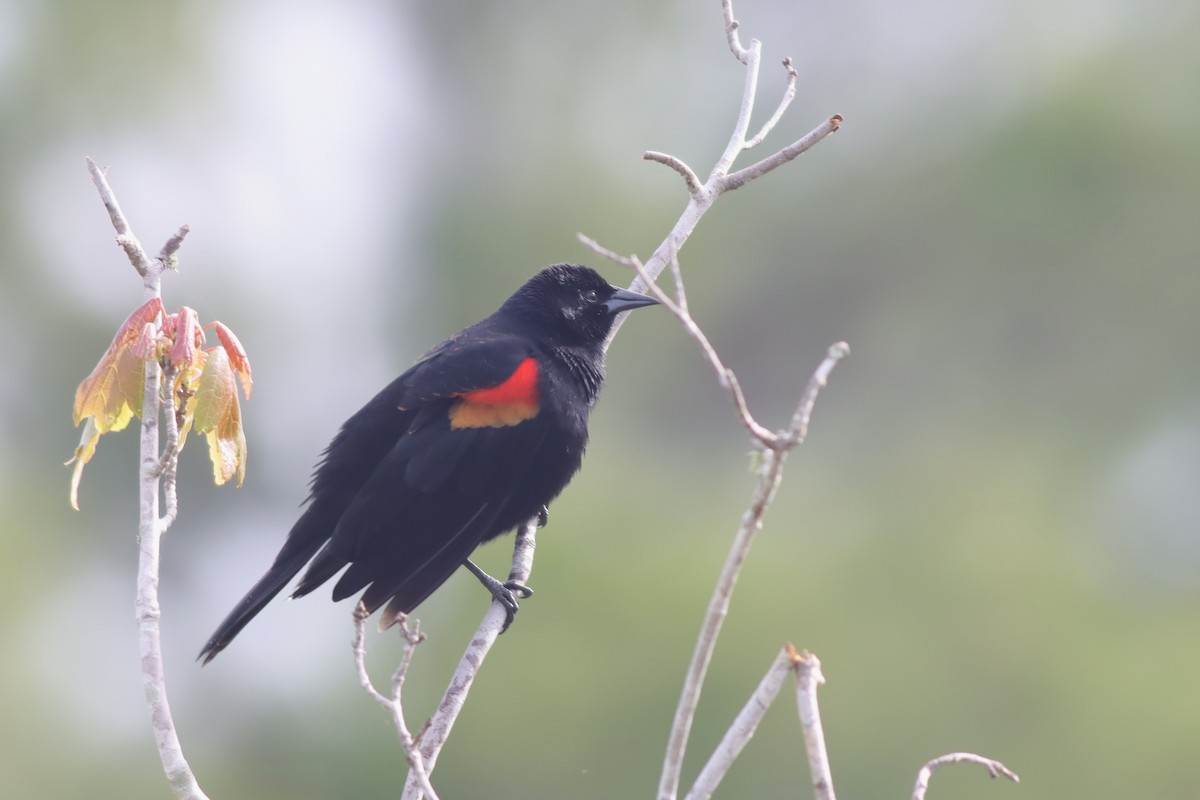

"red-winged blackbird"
[199,264,657,663]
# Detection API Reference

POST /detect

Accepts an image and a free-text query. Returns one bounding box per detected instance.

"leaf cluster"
[69,296,253,508]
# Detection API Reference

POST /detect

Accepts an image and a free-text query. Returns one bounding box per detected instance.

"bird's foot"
[463,559,534,633]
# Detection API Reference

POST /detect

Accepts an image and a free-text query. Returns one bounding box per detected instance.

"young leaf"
[192,346,247,486]
[168,306,203,367]
[69,297,162,508]
[209,321,253,399]
[72,297,162,428]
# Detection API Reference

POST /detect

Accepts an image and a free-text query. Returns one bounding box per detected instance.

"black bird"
[199,264,657,663]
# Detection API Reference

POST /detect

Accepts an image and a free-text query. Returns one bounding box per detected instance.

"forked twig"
[353,605,439,800]
[396,0,842,794]
[399,520,539,800]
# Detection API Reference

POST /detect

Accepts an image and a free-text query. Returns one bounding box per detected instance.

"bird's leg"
[462,558,533,633]
[537,505,549,527]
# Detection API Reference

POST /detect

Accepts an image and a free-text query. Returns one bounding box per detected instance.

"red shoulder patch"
[449,357,540,429]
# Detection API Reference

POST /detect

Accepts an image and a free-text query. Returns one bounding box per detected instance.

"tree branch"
[718,114,842,193]
[656,337,845,800]
[87,159,208,800]
[626,249,776,446]
[721,0,750,65]
[158,224,191,267]
[683,647,797,800]
[87,158,156,280]
[595,2,839,346]
[744,58,798,150]
[644,151,705,198]
[793,649,836,800]
[391,0,842,792]
[353,606,440,800]
[399,519,539,800]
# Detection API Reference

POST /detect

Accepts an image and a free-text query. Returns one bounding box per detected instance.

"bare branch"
[912,752,1020,800]
[658,445,783,800]
[576,233,641,270]
[158,224,191,266]
[684,647,797,800]
[782,341,850,448]
[86,158,156,279]
[721,0,750,64]
[402,519,539,800]
[657,339,846,800]
[792,648,836,800]
[628,253,777,447]
[714,37,762,179]
[353,606,440,800]
[744,58,798,149]
[406,2,843,793]
[718,114,842,193]
[644,151,705,198]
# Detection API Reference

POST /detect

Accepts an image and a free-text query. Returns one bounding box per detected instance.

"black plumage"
[199,264,656,663]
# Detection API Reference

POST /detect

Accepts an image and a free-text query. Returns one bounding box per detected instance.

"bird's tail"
[197,527,327,665]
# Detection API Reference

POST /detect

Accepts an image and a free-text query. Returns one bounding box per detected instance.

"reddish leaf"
[72,297,162,426]
[68,297,254,505]
[168,306,203,367]
[209,321,253,399]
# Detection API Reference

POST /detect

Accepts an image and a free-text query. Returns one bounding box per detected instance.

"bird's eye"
[583,289,599,303]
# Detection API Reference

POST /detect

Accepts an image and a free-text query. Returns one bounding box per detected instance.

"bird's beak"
[604,286,659,314]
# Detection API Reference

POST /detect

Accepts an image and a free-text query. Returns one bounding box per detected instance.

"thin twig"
[576,233,641,270]
[402,519,539,800]
[719,114,842,193]
[713,37,762,179]
[353,606,440,800]
[158,224,191,266]
[656,444,786,800]
[792,648,836,800]
[644,151,706,198]
[783,341,850,446]
[684,647,797,800]
[86,158,155,278]
[721,0,750,64]
[912,752,1020,800]
[656,334,846,800]
[628,253,776,446]
[744,58,798,149]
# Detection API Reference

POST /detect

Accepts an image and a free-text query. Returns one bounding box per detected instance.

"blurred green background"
[3,0,1198,797]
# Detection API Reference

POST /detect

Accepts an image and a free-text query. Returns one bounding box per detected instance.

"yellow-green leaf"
[69,297,161,508]
[73,310,157,428]
[193,346,247,486]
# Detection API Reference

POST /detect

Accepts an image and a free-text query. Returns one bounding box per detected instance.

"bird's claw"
[490,580,533,633]
[464,558,534,633]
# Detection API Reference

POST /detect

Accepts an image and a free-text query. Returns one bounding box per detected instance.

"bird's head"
[504,264,658,347]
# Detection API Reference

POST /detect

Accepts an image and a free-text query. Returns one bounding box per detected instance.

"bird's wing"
[290,332,551,611]
[395,329,540,408]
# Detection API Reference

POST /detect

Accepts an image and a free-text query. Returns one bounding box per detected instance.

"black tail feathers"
[198,538,324,665]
